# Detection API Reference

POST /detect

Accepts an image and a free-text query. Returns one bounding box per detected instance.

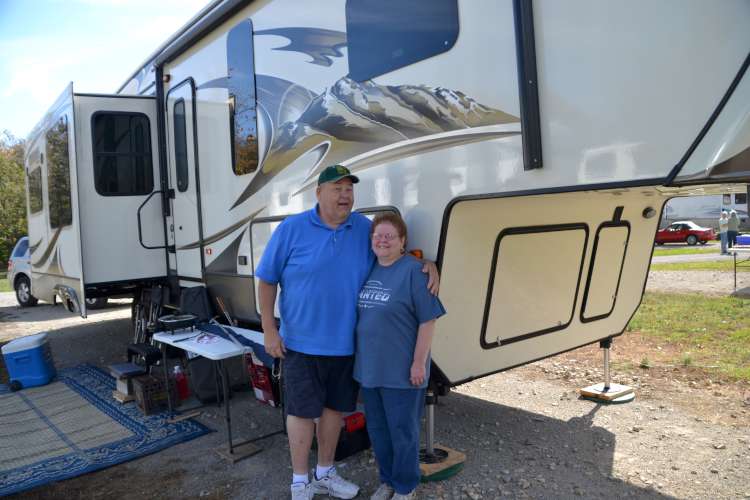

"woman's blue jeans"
[721,232,728,253]
[361,387,425,495]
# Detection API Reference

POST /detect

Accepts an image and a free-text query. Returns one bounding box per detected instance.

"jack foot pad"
[579,382,635,404]
[420,445,465,482]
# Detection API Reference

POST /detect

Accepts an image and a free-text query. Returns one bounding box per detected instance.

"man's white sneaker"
[392,491,415,500]
[370,483,394,500]
[291,482,313,500]
[310,468,360,499]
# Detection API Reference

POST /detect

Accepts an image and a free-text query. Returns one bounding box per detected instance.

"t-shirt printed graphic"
[358,280,391,308]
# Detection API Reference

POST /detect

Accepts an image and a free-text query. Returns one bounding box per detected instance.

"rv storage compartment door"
[433,190,664,385]
[73,94,166,293]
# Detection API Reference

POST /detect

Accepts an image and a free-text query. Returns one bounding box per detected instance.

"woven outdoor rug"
[0,364,210,496]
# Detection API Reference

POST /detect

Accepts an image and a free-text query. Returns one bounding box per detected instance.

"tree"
[0,130,27,267]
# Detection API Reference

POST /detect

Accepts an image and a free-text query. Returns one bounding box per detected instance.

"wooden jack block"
[420,444,465,482]
[579,382,635,403]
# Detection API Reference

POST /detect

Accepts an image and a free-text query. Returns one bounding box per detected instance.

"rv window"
[46,116,72,229]
[345,0,459,81]
[735,193,747,205]
[92,113,154,196]
[227,20,259,176]
[28,168,43,214]
[174,99,189,192]
[723,194,732,204]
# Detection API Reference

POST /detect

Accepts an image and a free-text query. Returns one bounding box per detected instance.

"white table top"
[153,328,249,361]
[152,325,266,361]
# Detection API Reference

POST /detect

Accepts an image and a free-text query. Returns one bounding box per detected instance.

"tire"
[655,241,664,246]
[85,297,109,309]
[699,240,707,245]
[14,275,38,307]
[686,235,698,246]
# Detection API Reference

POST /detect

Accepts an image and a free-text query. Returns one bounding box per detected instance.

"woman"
[354,213,446,500]
[728,210,740,249]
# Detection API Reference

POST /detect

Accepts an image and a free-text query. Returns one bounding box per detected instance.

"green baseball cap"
[317,165,359,185]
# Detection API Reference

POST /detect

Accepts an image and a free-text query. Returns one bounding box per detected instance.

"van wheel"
[85,297,109,309]
[686,235,698,246]
[15,275,38,307]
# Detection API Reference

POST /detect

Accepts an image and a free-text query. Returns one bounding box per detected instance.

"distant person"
[719,211,729,255]
[354,213,446,500]
[728,210,740,248]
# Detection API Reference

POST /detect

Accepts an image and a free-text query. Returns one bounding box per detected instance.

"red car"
[655,221,715,245]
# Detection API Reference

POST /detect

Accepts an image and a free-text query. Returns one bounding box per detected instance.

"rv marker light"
[642,207,656,219]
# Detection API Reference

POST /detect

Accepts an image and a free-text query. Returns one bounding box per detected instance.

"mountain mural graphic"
[234,77,518,208]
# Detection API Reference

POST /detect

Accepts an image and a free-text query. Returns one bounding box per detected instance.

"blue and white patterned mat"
[0,364,211,496]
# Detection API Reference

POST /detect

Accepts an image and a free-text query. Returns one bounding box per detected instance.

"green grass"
[627,292,750,380]
[0,274,9,293]
[650,260,750,272]
[652,247,718,257]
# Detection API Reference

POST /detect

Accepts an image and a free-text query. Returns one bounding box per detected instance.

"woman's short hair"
[371,212,408,247]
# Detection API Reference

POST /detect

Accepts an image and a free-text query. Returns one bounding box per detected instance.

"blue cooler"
[2,332,56,391]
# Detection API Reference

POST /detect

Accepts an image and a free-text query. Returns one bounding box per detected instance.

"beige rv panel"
[433,188,664,384]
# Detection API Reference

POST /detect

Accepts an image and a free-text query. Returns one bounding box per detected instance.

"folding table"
[152,325,277,461]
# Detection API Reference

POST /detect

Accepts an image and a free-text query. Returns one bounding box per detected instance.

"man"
[255,165,438,500]
[719,211,729,255]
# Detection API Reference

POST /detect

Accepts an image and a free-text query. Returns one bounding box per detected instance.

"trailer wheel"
[14,275,38,307]
[85,297,109,309]
[686,235,698,246]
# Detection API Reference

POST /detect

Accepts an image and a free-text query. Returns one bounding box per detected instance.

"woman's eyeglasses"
[372,233,399,241]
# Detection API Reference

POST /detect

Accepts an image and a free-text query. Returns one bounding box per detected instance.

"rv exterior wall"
[20,0,746,379]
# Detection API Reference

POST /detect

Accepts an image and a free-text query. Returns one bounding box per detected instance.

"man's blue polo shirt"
[255,206,374,356]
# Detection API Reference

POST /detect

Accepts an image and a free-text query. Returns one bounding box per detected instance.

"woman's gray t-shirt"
[353,255,446,389]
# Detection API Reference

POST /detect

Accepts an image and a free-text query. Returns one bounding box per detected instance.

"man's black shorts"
[283,349,359,419]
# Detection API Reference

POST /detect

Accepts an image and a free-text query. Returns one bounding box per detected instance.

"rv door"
[165,80,203,281]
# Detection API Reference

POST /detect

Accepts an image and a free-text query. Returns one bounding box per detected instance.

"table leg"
[214,363,222,408]
[220,360,234,454]
[162,343,172,412]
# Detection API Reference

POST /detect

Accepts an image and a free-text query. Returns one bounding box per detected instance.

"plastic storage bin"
[2,332,56,391]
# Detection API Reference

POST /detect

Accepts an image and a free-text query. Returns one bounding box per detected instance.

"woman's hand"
[410,361,426,386]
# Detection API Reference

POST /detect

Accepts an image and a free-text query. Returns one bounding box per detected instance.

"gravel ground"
[1,281,749,499]
[645,270,750,297]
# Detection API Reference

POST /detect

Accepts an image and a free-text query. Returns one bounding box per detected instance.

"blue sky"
[0,0,208,139]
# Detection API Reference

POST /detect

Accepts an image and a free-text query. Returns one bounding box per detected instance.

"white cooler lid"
[1,332,49,354]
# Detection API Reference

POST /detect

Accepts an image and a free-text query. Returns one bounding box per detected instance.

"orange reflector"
[409,249,423,259]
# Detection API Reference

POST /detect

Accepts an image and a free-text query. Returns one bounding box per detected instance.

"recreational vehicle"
[23,0,750,393]
[662,191,750,231]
